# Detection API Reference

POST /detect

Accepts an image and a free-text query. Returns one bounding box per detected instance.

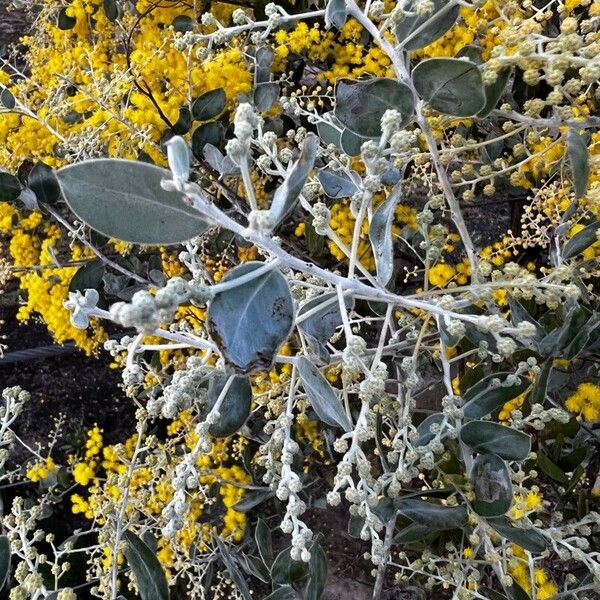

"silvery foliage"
[54,0,600,595]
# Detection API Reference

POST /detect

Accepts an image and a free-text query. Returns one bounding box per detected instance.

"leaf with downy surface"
[214,535,252,600]
[335,78,414,138]
[485,517,547,553]
[395,0,459,50]
[254,82,280,112]
[563,220,600,259]
[0,172,21,202]
[462,372,530,419]
[233,489,274,512]
[470,453,513,517]
[396,498,468,530]
[205,373,252,437]
[269,133,318,225]
[460,421,531,461]
[369,179,403,286]
[297,357,352,431]
[122,531,169,600]
[29,162,61,205]
[567,128,590,198]
[192,121,225,159]
[56,159,209,244]
[297,293,353,345]
[69,258,105,294]
[207,262,294,373]
[255,518,273,565]
[305,540,328,600]
[192,88,226,121]
[317,168,359,199]
[325,0,347,29]
[412,58,486,117]
[478,68,512,117]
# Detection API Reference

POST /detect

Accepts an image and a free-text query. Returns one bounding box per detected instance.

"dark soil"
[0,305,134,465]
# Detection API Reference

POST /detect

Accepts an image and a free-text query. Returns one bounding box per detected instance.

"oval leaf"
[56,159,209,245]
[317,168,359,199]
[192,88,227,121]
[369,180,402,286]
[396,499,468,530]
[567,128,589,199]
[412,58,486,117]
[297,293,353,344]
[122,531,169,600]
[460,421,531,461]
[395,0,459,50]
[269,133,318,225]
[206,373,252,437]
[470,453,513,517]
[0,172,21,202]
[563,220,600,259]
[254,82,280,112]
[486,516,547,554]
[192,121,225,159]
[462,372,530,419]
[297,357,352,431]
[29,162,61,205]
[207,262,294,373]
[335,78,414,138]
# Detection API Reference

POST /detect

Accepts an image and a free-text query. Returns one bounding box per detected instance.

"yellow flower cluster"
[25,456,57,483]
[565,382,600,422]
[313,198,417,272]
[273,20,393,82]
[0,0,251,170]
[510,490,543,520]
[509,546,558,600]
[69,419,252,570]
[418,1,503,60]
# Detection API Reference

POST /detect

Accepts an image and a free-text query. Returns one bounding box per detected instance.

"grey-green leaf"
[0,536,10,590]
[192,88,227,121]
[0,171,21,202]
[335,78,414,138]
[567,128,589,198]
[269,133,318,225]
[396,499,468,530]
[563,220,600,259]
[255,518,273,565]
[264,586,297,600]
[56,159,208,245]
[206,373,252,437]
[395,0,459,50]
[29,162,61,205]
[496,518,548,555]
[486,517,547,553]
[214,535,253,600]
[122,531,169,600]
[478,68,512,117]
[369,180,402,286]
[317,168,359,199]
[297,357,352,431]
[460,421,531,461]
[207,262,294,373]
[470,453,513,517]
[0,87,15,110]
[325,0,347,29]
[254,82,280,112]
[415,412,447,447]
[297,293,353,345]
[412,58,486,117]
[462,372,529,419]
[305,541,328,600]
